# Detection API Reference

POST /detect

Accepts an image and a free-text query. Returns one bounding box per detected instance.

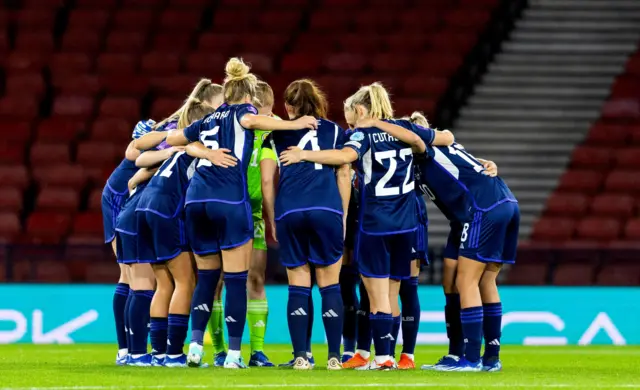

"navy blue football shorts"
[114,199,138,264]
[459,201,520,264]
[185,201,253,256]
[414,220,429,265]
[443,221,463,260]
[136,210,189,263]
[355,229,416,280]
[276,210,343,268]
[101,185,127,244]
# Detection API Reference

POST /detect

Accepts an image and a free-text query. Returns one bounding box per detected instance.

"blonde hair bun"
[225,58,251,81]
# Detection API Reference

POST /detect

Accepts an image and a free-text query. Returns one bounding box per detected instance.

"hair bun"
[225,57,250,81]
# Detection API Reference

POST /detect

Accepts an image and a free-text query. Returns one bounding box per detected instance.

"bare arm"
[135,147,181,168]
[432,130,455,146]
[124,141,140,161]
[185,141,237,168]
[133,131,168,151]
[240,114,317,131]
[336,164,351,238]
[260,158,278,242]
[365,119,426,153]
[280,147,358,167]
[127,168,157,193]
[166,129,191,146]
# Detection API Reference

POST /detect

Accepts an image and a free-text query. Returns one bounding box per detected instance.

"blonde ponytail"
[345,82,394,120]
[223,57,258,103]
[409,111,430,128]
[155,79,223,130]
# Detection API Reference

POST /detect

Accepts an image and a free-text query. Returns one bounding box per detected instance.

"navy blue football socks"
[445,293,465,357]
[460,306,483,363]
[339,266,359,354]
[113,283,129,351]
[356,282,372,352]
[149,317,168,356]
[288,285,311,357]
[224,271,248,352]
[190,269,221,345]
[320,284,343,358]
[370,312,393,358]
[167,313,190,356]
[129,290,154,355]
[400,277,420,355]
[390,315,401,357]
[483,302,502,361]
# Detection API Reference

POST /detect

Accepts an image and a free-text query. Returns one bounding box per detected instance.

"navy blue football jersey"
[107,158,138,195]
[265,118,346,219]
[183,103,258,205]
[345,123,432,234]
[414,143,517,222]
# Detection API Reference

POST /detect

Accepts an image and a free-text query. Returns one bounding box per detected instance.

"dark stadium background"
[0,0,639,287]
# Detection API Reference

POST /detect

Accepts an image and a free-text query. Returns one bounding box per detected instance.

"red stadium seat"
[399,11,441,32]
[0,188,23,212]
[294,33,337,53]
[34,261,72,283]
[14,10,55,30]
[430,31,477,54]
[585,122,629,145]
[615,147,640,168]
[319,0,362,7]
[76,0,118,8]
[96,53,138,74]
[240,53,273,74]
[71,212,104,239]
[444,9,491,30]
[151,75,196,97]
[417,53,463,77]
[5,52,48,73]
[0,144,25,166]
[575,217,621,241]
[213,10,255,31]
[0,97,39,120]
[35,118,85,143]
[371,53,413,73]
[242,34,289,54]
[601,99,640,120]
[590,194,635,218]
[553,263,595,286]
[531,217,576,242]
[0,166,30,190]
[0,31,8,52]
[121,0,164,7]
[604,170,640,194]
[35,187,80,212]
[33,164,87,190]
[60,30,102,53]
[85,262,121,283]
[185,53,227,75]
[544,193,590,217]
[102,75,150,98]
[504,264,548,285]
[30,143,70,166]
[354,10,399,32]
[15,31,55,54]
[150,98,183,120]
[152,33,192,51]
[141,52,181,76]
[0,121,32,145]
[52,74,103,95]
[257,11,302,33]
[25,212,72,244]
[52,95,95,119]
[0,212,21,244]
[570,146,613,169]
[281,53,322,74]
[158,9,201,31]
[197,33,238,53]
[77,141,119,167]
[106,31,148,53]
[112,9,155,31]
[88,188,103,211]
[168,0,210,6]
[67,9,111,31]
[99,97,140,121]
[596,264,640,286]
[324,53,367,73]
[624,218,640,240]
[91,117,134,143]
[309,11,350,31]
[402,76,449,98]
[557,170,604,194]
[49,53,93,77]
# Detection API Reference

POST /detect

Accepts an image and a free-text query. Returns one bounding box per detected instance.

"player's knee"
[247,269,265,292]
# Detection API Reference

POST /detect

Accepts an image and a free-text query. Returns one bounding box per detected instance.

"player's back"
[268,118,344,218]
[107,158,138,195]
[346,126,417,234]
[419,143,516,222]
[185,103,257,205]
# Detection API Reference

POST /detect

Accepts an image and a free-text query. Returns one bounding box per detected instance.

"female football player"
[261,79,351,370]
[166,58,317,369]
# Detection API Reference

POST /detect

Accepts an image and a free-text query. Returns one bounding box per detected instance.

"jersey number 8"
[375,148,414,197]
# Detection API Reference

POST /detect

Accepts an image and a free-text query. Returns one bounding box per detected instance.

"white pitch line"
[2,384,640,390]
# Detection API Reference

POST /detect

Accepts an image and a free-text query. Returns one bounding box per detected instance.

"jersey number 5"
[375,148,414,196]
[298,131,321,170]
[197,126,220,168]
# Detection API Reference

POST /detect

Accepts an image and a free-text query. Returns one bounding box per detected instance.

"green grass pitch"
[1,345,639,389]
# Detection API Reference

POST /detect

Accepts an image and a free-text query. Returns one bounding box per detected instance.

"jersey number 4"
[299,131,321,170]
[375,148,414,196]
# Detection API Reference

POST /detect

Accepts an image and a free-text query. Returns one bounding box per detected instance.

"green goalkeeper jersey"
[247,116,279,219]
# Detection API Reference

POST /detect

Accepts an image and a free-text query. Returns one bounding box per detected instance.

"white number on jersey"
[298,130,321,170]
[156,151,185,178]
[374,148,414,197]
[197,126,220,168]
[448,144,484,173]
